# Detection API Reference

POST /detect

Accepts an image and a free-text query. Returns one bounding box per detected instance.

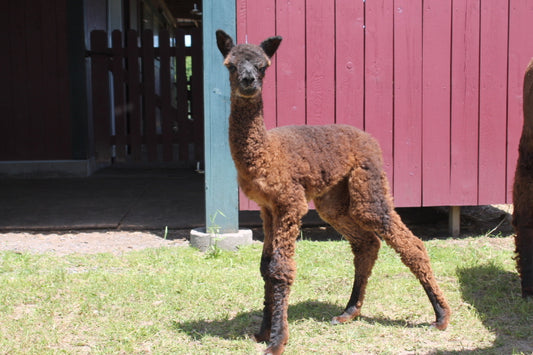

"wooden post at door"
[203,0,239,233]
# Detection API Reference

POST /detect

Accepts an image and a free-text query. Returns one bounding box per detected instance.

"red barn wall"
[0,0,72,161]
[236,0,533,209]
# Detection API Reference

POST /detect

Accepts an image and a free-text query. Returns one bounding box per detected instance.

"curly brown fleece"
[216,30,450,355]
[512,58,533,298]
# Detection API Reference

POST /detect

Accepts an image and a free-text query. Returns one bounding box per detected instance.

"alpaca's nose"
[241,75,255,87]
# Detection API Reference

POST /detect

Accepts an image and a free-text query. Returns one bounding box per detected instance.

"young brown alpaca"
[216,30,450,355]
[512,57,533,298]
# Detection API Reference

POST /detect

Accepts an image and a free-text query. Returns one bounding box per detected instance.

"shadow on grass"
[174,299,434,341]
[435,264,532,354]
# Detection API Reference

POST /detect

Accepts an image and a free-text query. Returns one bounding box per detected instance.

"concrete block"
[190,228,253,252]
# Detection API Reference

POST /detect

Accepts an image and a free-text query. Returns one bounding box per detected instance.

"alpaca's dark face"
[216,30,282,98]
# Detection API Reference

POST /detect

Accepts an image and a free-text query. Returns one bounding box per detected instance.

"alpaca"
[216,30,450,355]
[512,57,533,298]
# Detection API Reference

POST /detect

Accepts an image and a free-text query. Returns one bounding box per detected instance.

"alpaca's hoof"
[522,286,533,298]
[264,344,284,355]
[431,321,448,331]
[431,313,450,330]
[331,308,360,325]
[253,331,270,343]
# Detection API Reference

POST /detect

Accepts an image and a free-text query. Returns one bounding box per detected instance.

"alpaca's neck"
[228,94,269,173]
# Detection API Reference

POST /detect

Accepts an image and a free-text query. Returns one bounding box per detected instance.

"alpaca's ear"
[216,30,235,57]
[260,36,282,58]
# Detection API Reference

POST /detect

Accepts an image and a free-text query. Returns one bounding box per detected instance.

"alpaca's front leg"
[264,248,296,355]
[255,208,274,343]
[255,252,273,343]
[263,207,304,355]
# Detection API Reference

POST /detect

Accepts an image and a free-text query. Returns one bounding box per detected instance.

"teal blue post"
[203,0,239,233]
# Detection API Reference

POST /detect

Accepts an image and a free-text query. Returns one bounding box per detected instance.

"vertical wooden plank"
[335,0,365,129]
[365,0,394,187]
[237,0,277,131]
[393,0,423,206]
[276,0,306,127]
[450,0,480,205]
[112,30,127,161]
[0,0,11,159]
[55,0,71,159]
[190,27,205,163]
[478,0,509,204]
[159,29,173,161]
[43,0,71,159]
[8,0,30,160]
[422,0,452,206]
[236,0,275,210]
[175,29,190,162]
[203,0,239,232]
[507,0,533,202]
[25,0,46,159]
[126,30,142,161]
[141,30,157,161]
[65,0,87,160]
[306,0,336,125]
[90,30,112,163]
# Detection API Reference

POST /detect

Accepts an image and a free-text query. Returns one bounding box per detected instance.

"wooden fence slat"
[365,0,395,187]
[190,28,205,163]
[393,0,423,207]
[507,0,533,203]
[306,0,335,126]
[422,0,452,206]
[276,0,306,127]
[111,30,127,161]
[141,30,157,161]
[175,29,190,162]
[126,30,142,161]
[335,0,364,129]
[478,0,509,204]
[450,0,480,205]
[90,30,112,163]
[159,30,173,161]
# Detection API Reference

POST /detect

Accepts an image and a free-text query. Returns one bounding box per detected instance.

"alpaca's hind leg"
[514,223,533,297]
[315,186,381,324]
[347,166,450,330]
[376,212,450,329]
[332,229,381,324]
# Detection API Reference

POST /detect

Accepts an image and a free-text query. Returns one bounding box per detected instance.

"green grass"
[0,236,532,354]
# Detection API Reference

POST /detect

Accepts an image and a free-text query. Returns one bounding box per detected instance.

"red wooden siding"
[236,0,533,209]
[0,0,71,161]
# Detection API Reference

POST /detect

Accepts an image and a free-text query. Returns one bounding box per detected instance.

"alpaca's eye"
[258,66,267,75]
[227,64,237,73]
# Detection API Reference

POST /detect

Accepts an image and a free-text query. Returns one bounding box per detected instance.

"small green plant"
[204,238,223,259]
[206,209,226,236]
[163,226,169,240]
[204,210,227,258]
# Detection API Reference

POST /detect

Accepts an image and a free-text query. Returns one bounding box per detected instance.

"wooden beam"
[203,0,239,233]
[449,206,461,237]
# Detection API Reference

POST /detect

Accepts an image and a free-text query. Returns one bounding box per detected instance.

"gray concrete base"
[190,228,253,252]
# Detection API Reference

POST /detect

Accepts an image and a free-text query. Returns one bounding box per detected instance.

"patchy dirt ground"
[0,205,515,255]
[0,231,189,256]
